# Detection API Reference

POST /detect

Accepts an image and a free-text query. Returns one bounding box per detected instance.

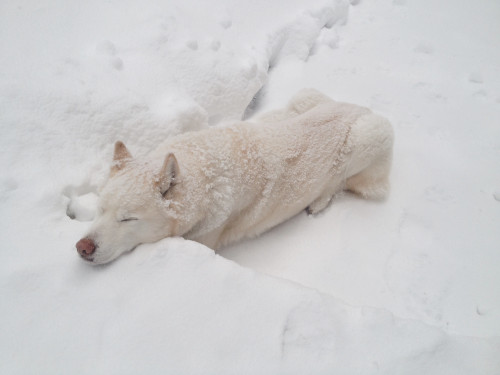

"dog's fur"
[78,89,393,264]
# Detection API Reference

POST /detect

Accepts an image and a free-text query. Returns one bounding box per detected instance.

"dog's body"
[76,89,393,264]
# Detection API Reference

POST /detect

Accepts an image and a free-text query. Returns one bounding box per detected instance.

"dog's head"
[76,141,180,264]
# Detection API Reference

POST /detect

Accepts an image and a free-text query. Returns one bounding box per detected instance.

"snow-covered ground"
[1,0,499,373]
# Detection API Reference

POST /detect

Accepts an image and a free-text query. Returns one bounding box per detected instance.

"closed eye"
[120,217,138,222]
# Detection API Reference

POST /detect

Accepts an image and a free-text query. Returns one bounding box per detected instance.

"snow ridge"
[266,0,348,68]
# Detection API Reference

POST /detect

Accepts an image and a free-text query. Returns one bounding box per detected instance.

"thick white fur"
[82,89,393,264]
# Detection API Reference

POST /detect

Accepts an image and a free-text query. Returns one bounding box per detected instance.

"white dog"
[76,89,393,264]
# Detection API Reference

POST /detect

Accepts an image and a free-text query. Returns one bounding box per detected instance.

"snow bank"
[1,0,499,373]
[0,0,348,180]
[2,237,499,374]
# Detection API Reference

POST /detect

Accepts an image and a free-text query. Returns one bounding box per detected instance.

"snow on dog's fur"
[76,89,394,264]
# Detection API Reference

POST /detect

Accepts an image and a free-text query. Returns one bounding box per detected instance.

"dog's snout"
[76,238,96,259]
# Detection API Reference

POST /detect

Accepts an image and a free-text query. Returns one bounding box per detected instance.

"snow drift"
[1,0,499,373]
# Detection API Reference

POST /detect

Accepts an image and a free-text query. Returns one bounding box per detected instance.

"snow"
[221,0,500,339]
[1,0,499,373]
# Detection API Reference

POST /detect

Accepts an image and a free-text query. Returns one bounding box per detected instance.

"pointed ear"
[158,153,179,197]
[111,141,132,176]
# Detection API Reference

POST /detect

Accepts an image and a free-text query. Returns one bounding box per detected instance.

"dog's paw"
[306,194,334,216]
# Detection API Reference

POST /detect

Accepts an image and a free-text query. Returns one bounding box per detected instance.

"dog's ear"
[158,153,179,197]
[111,141,132,176]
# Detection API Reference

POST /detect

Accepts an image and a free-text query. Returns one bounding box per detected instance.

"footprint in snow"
[414,42,434,55]
[210,39,221,51]
[95,40,124,71]
[468,72,483,84]
[493,190,500,202]
[0,178,18,202]
[111,57,124,71]
[186,40,198,50]
[219,18,232,29]
[96,40,117,56]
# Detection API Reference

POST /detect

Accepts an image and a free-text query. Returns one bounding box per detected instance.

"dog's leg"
[344,114,393,200]
[306,182,341,215]
[345,155,391,200]
[306,195,332,215]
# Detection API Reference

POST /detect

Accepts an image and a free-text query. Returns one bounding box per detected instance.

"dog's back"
[150,95,393,248]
